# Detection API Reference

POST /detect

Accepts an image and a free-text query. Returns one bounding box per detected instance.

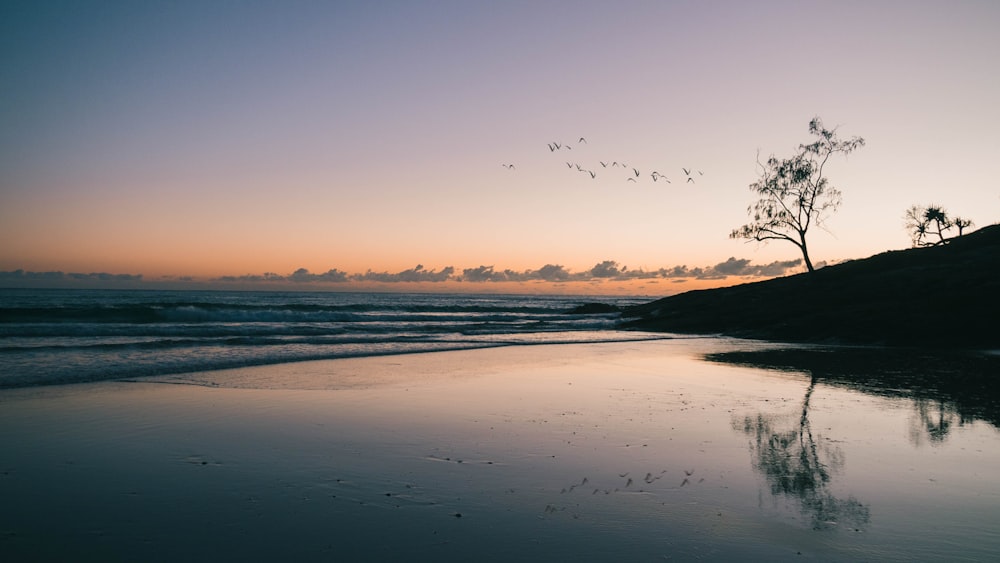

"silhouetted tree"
[903,204,974,247]
[731,118,865,273]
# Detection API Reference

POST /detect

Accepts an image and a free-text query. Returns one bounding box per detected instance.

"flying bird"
[633,168,640,177]
[588,170,596,179]
[579,137,587,144]
[687,177,695,183]
[682,167,691,176]
[627,177,637,182]
[600,161,608,168]
[501,164,515,170]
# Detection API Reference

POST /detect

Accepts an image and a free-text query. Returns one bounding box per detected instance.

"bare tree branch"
[731,117,864,273]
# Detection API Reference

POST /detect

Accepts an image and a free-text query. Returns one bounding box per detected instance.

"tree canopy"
[731,118,865,273]
[903,204,974,247]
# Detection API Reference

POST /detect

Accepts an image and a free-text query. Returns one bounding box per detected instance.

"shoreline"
[0,332,692,391]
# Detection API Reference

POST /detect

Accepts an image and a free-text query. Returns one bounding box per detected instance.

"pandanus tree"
[903,204,974,247]
[731,118,865,273]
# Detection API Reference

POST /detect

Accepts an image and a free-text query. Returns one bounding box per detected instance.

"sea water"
[0,289,656,388]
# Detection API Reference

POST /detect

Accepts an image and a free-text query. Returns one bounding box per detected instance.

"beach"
[3,339,999,562]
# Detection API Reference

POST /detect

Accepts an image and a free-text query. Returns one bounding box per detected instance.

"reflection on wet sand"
[712,346,1000,532]
[733,376,870,531]
[910,398,958,445]
[707,347,1000,442]
[3,340,999,561]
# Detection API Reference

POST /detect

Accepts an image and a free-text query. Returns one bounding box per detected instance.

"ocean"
[0,289,659,388]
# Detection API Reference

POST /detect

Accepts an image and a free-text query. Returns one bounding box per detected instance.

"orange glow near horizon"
[2,3,997,292]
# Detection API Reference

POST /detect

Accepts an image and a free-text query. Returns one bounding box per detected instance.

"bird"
[687,177,695,183]
[633,168,640,177]
[627,177,637,182]
[588,170,596,179]
[566,162,573,168]
[501,163,515,170]
[682,167,691,176]
[600,161,608,168]
[579,137,587,144]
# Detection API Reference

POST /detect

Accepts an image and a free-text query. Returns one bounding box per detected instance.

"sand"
[2,339,999,562]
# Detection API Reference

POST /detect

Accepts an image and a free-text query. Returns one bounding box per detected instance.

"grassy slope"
[621,224,1000,348]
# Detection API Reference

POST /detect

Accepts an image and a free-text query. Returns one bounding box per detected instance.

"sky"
[2,0,998,294]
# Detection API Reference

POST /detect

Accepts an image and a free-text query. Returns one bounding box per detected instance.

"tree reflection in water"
[909,398,958,445]
[710,347,1000,444]
[733,376,870,530]
[713,346,1000,531]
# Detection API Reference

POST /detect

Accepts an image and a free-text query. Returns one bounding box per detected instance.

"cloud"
[0,269,142,282]
[217,272,286,282]
[461,264,576,283]
[1,257,804,289]
[710,257,753,276]
[533,264,572,281]
[755,259,804,276]
[461,265,511,282]
[0,269,63,281]
[582,261,679,281]
[356,264,456,283]
[656,265,706,279]
[589,260,622,278]
[289,268,350,283]
[704,257,802,277]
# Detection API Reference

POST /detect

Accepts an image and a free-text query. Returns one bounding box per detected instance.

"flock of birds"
[501,136,704,185]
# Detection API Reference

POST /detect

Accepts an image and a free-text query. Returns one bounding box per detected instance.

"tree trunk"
[799,237,815,273]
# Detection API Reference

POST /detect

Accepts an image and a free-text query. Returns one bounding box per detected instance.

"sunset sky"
[2,1,998,294]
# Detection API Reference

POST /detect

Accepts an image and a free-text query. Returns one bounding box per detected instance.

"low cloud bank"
[1,258,803,288]
[218,268,350,283]
[0,269,143,282]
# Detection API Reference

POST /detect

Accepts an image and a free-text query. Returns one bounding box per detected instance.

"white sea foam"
[0,289,656,387]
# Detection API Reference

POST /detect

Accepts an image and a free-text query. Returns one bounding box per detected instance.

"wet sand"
[2,339,999,561]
